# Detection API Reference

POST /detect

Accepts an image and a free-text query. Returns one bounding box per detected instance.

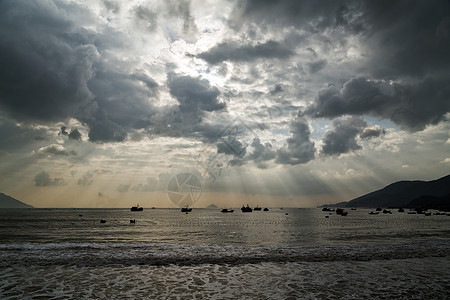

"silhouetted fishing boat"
[241,205,252,212]
[221,208,234,213]
[253,205,262,211]
[181,206,192,212]
[131,204,143,211]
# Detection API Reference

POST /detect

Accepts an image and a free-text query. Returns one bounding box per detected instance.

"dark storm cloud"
[305,77,450,132]
[276,116,316,165]
[0,1,161,144]
[233,0,362,31]
[168,73,225,114]
[321,116,367,156]
[361,1,450,79]
[197,40,293,64]
[84,67,159,142]
[360,126,386,140]
[0,0,98,123]
[234,0,450,132]
[34,171,65,187]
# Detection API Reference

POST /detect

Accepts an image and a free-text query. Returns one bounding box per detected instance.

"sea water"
[0,208,449,299]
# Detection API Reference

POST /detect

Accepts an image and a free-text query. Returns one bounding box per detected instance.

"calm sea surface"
[1,208,449,299]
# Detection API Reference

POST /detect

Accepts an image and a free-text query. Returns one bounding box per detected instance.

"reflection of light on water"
[167,173,202,207]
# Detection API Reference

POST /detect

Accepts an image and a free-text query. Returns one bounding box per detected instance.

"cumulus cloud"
[360,125,386,140]
[249,138,276,162]
[305,77,450,132]
[68,129,82,141]
[168,73,225,113]
[130,177,161,192]
[217,136,247,158]
[197,40,293,64]
[37,144,77,157]
[276,116,316,165]
[34,171,65,186]
[321,116,367,156]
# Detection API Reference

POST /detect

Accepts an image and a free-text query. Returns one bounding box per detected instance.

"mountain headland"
[0,193,34,208]
[322,174,450,209]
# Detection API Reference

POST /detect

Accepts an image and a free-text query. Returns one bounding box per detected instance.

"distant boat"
[322,207,335,212]
[383,209,392,214]
[181,206,192,212]
[253,205,262,211]
[221,208,234,213]
[263,208,269,211]
[130,219,136,223]
[376,207,382,211]
[398,208,404,212]
[131,204,143,211]
[369,211,379,215]
[336,208,348,216]
[241,205,253,212]
[100,219,106,223]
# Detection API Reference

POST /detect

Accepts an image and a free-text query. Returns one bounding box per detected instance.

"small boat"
[398,208,404,212]
[181,206,192,212]
[100,219,106,223]
[241,205,253,212]
[263,208,269,211]
[322,207,333,211]
[350,208,356,210]
[424,212,432,216]
[131,204,143,211]
[336,208,347,216]
[221,208,234,213]
[130,219,136,223]
[253,206,262,211]
[369,211,379,215]
[383,209,392,214]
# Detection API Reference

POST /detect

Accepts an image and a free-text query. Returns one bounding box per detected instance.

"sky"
[0,0,449,208]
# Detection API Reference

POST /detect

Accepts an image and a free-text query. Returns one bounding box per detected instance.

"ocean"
[0,208,449,299]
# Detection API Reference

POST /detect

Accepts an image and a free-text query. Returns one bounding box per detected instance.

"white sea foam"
[1,258,449,299]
